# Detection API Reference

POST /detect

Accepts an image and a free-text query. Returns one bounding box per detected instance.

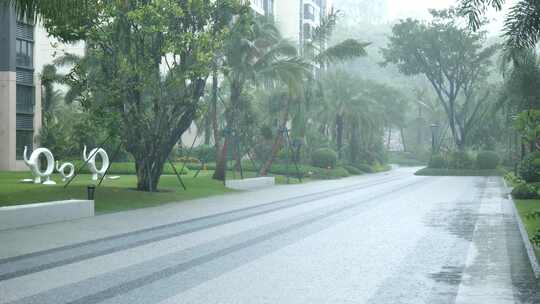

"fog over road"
[0,168,538,303]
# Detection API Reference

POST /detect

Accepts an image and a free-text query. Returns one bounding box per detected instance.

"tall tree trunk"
[211,69,220,158]
[213,137,229,181]
[134,154,166,192]
[213,78,241,181]
[400,126,407,152]
[336,113,344,159]
[386,124,392,149]
[349,120,360,165]
[259,98,290,176]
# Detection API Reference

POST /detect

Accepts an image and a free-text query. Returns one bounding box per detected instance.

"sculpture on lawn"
[56,161,75,182]
[83,146,109,181]
[22,146,56,185]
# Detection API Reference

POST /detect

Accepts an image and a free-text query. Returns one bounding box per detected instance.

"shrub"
[191,145,216,163]
[448,151,475,169]
[476,151,500,169]
[356,163,374,173]
[504,172,523,186]
[307,167,349,179]
[518,152,540,183]
[311,148,338,169]
[428,155,447,169]
[373,162,391,172]
[344,165,364,175]
[72,161,190,175]
[511,183,539,199]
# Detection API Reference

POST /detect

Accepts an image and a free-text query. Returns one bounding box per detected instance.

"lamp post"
[87,185,96,200]
[430,123,439,155]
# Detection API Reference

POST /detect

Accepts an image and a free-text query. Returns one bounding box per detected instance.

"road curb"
[503,180,540,279]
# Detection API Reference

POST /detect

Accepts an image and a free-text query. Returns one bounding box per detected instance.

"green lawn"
[0,171,235,214]
[0,170,308,214]
[414,167,504,176]
[514,199,540,261]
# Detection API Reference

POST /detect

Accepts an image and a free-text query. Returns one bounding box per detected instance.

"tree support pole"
[169,158,187,190]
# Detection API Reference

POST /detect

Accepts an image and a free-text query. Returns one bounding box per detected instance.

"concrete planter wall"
[225,177,275,190]
[0,200,94,231]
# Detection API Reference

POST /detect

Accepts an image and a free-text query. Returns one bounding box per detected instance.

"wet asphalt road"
[0,168,538,303]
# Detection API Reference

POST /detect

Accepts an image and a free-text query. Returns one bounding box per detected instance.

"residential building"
[0,5,42,171]
[249,0,274,16]
[274,0,332,48]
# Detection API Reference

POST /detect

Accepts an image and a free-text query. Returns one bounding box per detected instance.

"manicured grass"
[414,167,504,176]
[514,199,540,261]
[0,171,232,214]
[0,169,311,214]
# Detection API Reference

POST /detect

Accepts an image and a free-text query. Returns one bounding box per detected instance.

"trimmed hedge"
[311,148,338,169]
[428,155,447,169]
[476,151,500,170]
[71,161,190,175]
[511,183,539,199]
[447,151,475,169]
[343,165,364,175]
[415,168,503,176]
[356,163,374,173]
[518,152,540,183]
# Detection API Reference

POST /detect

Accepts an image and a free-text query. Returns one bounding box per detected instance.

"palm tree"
[290,9,370,156]
[212,15,309,180]
[459,0,540,49]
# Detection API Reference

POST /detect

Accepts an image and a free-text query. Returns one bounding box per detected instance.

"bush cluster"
[476,151,500,170]
[511,183,539,199]
[356,163,374,173]
[428,155,447,169]
[447,151,475,169]
[191,145,216,163]
[343,165,364,175]
[72,161,190,175]
[427,151,501,170]
[311,148,338,169]
[518,152,540,183]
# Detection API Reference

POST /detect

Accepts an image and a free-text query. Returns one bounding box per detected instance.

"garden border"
[503,180,540,278]
[0,200,94,231]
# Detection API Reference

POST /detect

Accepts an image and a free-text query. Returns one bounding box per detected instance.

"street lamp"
[430,124,439,155]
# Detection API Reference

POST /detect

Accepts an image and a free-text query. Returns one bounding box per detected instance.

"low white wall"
[225,177,275,191]
[0,200,94,231]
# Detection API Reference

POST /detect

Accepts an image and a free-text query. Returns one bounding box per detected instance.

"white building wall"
[274,0,301,45]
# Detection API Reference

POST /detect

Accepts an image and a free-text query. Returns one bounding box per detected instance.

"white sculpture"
[56,161,75,182]
[22,146,56,185]
[83,145,109,181]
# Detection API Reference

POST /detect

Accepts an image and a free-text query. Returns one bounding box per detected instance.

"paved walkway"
[0,168,538,303]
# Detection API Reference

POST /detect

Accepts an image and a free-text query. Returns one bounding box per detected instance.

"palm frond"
[315,39,370,65]
[458,0,505,31]
[503,0,540,49]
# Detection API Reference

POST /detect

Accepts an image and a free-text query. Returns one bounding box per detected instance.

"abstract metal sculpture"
[22,146,56,185]
[56,161,75,182]
[83,146,110,181]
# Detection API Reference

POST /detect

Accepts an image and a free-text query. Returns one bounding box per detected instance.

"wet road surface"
[0,168,538,303]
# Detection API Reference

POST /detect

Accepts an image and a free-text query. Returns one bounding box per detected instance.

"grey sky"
[386,0,516,35]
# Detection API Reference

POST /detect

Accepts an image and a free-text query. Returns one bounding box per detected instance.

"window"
[303,24,313,40]
[16,85,35,113]
[16,39,33,68]
[304,4,315,21]
[16,130,33,160]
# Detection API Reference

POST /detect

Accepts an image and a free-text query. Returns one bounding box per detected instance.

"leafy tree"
[40,64,63,124]
[17,0,243,192]
[382,9,498,151]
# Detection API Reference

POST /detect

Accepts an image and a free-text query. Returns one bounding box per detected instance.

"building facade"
[274,0,331,48]
[0,6,41,171]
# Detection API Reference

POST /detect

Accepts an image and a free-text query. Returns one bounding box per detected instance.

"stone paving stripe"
[0,175,408,281]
